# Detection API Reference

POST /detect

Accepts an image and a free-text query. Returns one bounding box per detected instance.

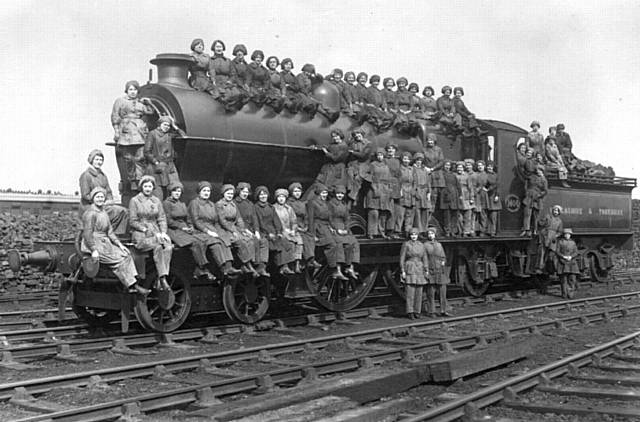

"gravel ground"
[0,279,639,421]
[384,312,640,421]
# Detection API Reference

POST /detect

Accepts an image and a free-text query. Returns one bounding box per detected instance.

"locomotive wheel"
[305,263,377,312]
[134,271,191,333]
[462,278,490,297]
[589,255,609,283]
[458,257,491,297]
[222,275,270,324]
[382,264,406,299]
[72,305,120,327]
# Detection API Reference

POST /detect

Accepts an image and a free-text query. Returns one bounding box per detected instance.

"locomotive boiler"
[10,52,636,333]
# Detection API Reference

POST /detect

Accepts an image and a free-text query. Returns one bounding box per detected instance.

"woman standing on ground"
[400,227,429,319]
[423,227,450,317]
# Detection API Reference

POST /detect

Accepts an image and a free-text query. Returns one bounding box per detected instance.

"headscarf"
[87,149,104,165]
[190,38,204,52]
[301,63,316,73]
[255,185,269,200]
[333,184,346,194]
[210,39,226,51]
[89,186,107,201]
[124,80,140,93]
[251,50,264,61]
[275,188,289,198]
[314,183,329,195]
[167,181,184,192]
[139,175,156,188]
[232,44,247,56]
[288,182,303,194]
[157,115,172,125]
[236,182,251,193]
[280,58,293,70]
[197,181,212,193]
[221,184,235,194]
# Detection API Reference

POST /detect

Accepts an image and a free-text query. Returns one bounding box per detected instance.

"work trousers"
[208,243,233,267]
[486,210,498,236]
[474,209,487,234]
[367,209,389,236]
[414,208,430,234]
[405,284,424,314]
[425,284,448,315]
[300,231,315,261]
[111,254,138,287]
[116,145,145,186]
[395,206,416,234]
[320,239,345,268]
[253,237,269,265]
[443,209,460,236]
[189,242,209,267]
[232,237,255,264]
[336,237,360,265]
[151,243,173,278]
[387,200,403,233]
[459,209,473,235]
[522,206,539,232]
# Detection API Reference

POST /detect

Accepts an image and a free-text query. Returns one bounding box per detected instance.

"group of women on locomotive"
[187,38,484,138]
[80,38,584,318]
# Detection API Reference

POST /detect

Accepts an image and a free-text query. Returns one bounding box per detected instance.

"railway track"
[2,288,640,421]
[0,289,58,305]
[402,330,640,421]
[0,278,636,361]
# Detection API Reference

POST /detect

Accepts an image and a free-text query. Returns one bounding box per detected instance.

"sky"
[1,0,639,197]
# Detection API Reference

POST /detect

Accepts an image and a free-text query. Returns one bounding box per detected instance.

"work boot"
[294,260,302,274]
[255,263,270,277]
[245,262,260,278]
[279,264,295,275]
[194,266,216,282]
[130,282,150,296]
[155,277,175,309]
[561,181,571,188]
[223,261,242,276]
[343,265,359,279]
[330,266,348,281]
[307,258,322,269]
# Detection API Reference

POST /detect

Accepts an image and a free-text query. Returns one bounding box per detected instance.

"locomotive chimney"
[150,53,192,89]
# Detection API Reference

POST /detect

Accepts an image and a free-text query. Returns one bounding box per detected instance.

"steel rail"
[402,330,640,422]
[2,285,639,361]
[2,293,639,406]
[0,276,631,344]
[8,302,640,421]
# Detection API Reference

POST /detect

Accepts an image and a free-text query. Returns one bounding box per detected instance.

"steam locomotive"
[10,53,635,333]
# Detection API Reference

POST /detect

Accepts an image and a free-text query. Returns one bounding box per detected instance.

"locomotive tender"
[11,53,635,333]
